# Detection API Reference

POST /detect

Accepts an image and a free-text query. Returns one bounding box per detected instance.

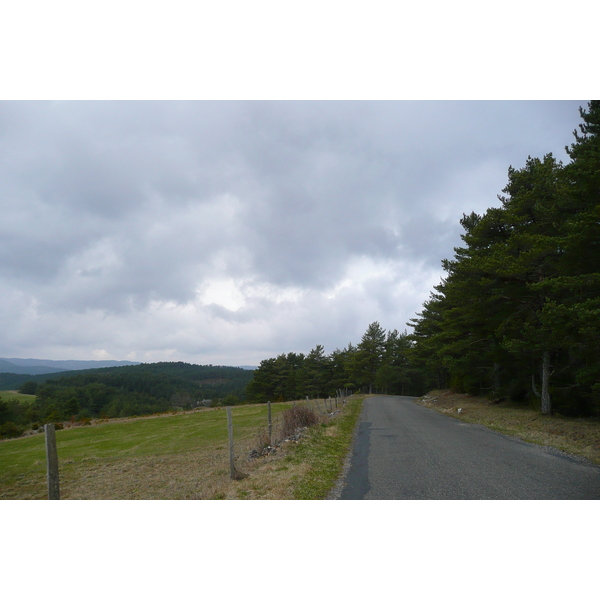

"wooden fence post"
[267,401,272,446]
[313,397,323,416]
[226,407,246,481]
[226,407,236,479]
[44,423,60,500]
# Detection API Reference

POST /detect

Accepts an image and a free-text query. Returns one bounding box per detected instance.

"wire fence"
[226,393,351,480]
[38,392,353,499]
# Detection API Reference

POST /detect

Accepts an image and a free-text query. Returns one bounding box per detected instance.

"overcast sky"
[0,100,589,365]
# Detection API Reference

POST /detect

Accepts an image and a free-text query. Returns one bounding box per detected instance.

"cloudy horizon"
[0,100,588,366]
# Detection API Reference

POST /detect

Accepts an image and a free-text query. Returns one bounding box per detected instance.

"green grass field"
[0,402,292,499]
[0,390,36,403]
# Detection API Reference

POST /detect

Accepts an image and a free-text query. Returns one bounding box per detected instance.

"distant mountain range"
[0,357,141,376]
[0,357,256,376]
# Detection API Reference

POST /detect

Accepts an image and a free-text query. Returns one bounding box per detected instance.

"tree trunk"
[492,363,500,396]
[541,351,552,415]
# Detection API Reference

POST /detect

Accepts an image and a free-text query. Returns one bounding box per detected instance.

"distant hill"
[0,361,260,437]
[0,359,67,376]
[0,361,256,415]
[0,361,257,392]
[0,360,138,390]
[1,357,140,373]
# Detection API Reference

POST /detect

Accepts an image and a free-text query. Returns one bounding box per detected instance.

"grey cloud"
[0,100,589,362]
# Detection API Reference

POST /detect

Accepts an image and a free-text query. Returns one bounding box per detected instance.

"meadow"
[0,390,36,403]
[0,396,362,500]
[0,402,290,499]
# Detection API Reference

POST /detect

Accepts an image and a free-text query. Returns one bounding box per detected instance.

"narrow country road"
[338,395,600,499]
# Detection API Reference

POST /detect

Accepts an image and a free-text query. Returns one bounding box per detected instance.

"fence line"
[32,393,354,497]
[244,394,353,454]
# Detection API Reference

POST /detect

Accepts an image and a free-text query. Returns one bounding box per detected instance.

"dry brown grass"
[54,434,311,500]
[281,404,320,438]
[421,389,600,465]
[50,399,344,500]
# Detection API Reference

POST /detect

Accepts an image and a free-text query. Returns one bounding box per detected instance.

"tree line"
[246,322,425,403]
[407,101,600,417]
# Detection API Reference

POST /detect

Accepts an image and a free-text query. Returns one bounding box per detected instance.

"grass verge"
[207,395,364,499]
[286,395,363,499]
[420,389,600,465]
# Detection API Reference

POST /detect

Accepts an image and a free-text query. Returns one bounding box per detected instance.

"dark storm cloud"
[0,100,588,362]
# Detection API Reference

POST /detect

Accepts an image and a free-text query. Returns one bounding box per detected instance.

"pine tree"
[354,322,387,393]
[408,101,600,416]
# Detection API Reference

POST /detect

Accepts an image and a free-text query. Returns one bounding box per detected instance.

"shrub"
[221,394,238,406]
[282,405,319,438]
[0,421,25,439]
[255,427,271,451]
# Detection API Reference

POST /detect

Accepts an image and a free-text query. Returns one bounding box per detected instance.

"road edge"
[326,395,366,499]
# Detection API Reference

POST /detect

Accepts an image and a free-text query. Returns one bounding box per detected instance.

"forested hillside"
[246,322,425,402]
[408,101,600,417]
[0,363,254,437]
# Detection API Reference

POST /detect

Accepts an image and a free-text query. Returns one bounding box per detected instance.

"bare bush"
[251,426,272,456]
[281,404,319,439]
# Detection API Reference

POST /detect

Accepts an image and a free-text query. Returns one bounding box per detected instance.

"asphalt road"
[338,395,600,499]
